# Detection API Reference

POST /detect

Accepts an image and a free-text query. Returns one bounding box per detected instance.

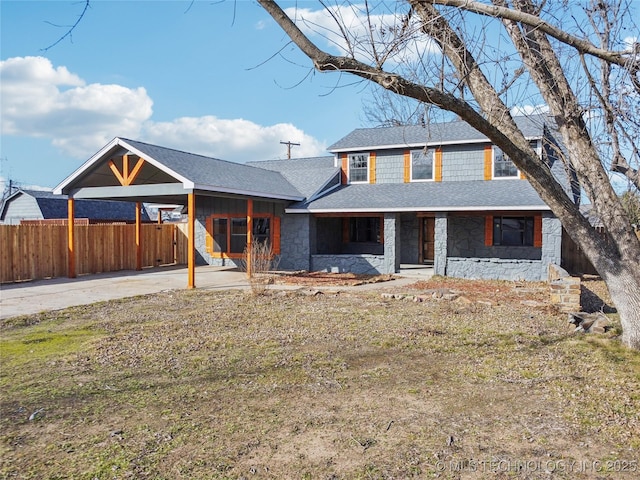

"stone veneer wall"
[311,254,386,274]
[383,212,400,274]
[446,257,542,281]
[434,213,448,276]
[443,212,562,281]
[279,214,312,271]
[548,263,581,312]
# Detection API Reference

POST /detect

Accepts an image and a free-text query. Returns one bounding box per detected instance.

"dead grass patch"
[1,280,639,479]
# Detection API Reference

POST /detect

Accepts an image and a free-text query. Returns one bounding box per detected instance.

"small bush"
[241,241,279,294]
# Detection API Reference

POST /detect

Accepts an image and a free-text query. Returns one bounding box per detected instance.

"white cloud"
[0,56,327,162]
[142,116,326,161]
[1,56,153,157]
[510,104,550,116]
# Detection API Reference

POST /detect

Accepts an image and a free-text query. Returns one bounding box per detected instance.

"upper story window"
[348,153,369,183]
[411,148,434,181]
[493,140,539,179]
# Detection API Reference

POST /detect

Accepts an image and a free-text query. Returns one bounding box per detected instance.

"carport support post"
[246,199,253,278]
[187,193,196,289]
[135,202,142,271]
[67,198,76,278]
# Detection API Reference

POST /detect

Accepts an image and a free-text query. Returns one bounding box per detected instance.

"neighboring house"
[0,189,150,225]
[54,113,575,281]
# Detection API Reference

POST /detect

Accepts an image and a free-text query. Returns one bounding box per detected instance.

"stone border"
[548,264,581,312]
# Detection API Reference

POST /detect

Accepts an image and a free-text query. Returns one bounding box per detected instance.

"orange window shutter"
[403,151,410,183]
[484,145,493,180]
[273,216,281,254]
[435,148,443,182]
[341,154,348,184]
[205,216,213,254]
[534,215,543,247]
[369,152,376,184]
[485,215,494,246]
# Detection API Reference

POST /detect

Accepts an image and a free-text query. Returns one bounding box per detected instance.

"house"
[0,189,151,225]
[54,113,574,283]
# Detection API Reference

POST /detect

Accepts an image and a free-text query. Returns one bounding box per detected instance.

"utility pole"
[280,140,300,159]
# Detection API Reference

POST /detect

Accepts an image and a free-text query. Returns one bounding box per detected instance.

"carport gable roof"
[54,138,305,202]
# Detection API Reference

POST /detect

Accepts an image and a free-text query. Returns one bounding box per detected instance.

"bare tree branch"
[41,0,91,52]
[432,0,639,78]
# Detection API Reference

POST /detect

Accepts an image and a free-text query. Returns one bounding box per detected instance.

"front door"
[420,217,435,264]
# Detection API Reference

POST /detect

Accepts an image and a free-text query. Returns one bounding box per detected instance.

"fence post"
[136,202,142,271]
[67,198,76,278]
[187,193,196,289]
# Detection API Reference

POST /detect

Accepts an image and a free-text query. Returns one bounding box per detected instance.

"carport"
[54,137,304,288]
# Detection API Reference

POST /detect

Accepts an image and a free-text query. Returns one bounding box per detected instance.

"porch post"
[187,193,196,289]
[246,199,253,277]
[135,202,142,271]
[67,198,76,278]
[383,213,399,274]
[434,213,448,276]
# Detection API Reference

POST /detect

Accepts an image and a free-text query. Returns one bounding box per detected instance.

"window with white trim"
[348,153,369,183]
[411,148,434,181]
[493,140,539,179]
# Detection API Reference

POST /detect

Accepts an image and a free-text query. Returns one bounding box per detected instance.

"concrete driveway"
[0,265,432,320]
[0,266,250,320]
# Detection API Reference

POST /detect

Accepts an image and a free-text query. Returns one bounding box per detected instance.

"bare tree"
[257,0,640,349]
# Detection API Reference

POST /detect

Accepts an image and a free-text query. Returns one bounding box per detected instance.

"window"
[493,141,539,179]
[411,148,434,181]
[207,214,280,257]
[253,217,271,246]
[212,218,227,253]
[230,218,247,254]
[349,153,369,183]
[350,217,381,243]
[493,216,534,246]
[493,147,519,178]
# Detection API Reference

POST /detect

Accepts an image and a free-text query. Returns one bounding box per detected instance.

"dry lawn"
[1,277,639,479]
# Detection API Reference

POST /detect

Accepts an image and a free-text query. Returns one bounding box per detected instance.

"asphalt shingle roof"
[16,189,150,221]
[121,139,304,200]
[247,157,338,199]
[287,180,548,212]
[328,114,551,151]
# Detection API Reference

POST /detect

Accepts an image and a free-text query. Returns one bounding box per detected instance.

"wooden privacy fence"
[1,223,188,283]
[562,228,640,276]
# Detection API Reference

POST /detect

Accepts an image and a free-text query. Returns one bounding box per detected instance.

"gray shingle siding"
[375,150,404,184]
[441,144,485,182]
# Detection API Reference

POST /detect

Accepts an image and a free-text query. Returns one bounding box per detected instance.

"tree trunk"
[256,0,640,349]
[600,265,640,349]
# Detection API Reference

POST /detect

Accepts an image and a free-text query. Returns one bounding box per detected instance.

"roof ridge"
[120,137,266,170]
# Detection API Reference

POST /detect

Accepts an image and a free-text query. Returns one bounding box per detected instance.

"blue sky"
[1,0,372,189]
